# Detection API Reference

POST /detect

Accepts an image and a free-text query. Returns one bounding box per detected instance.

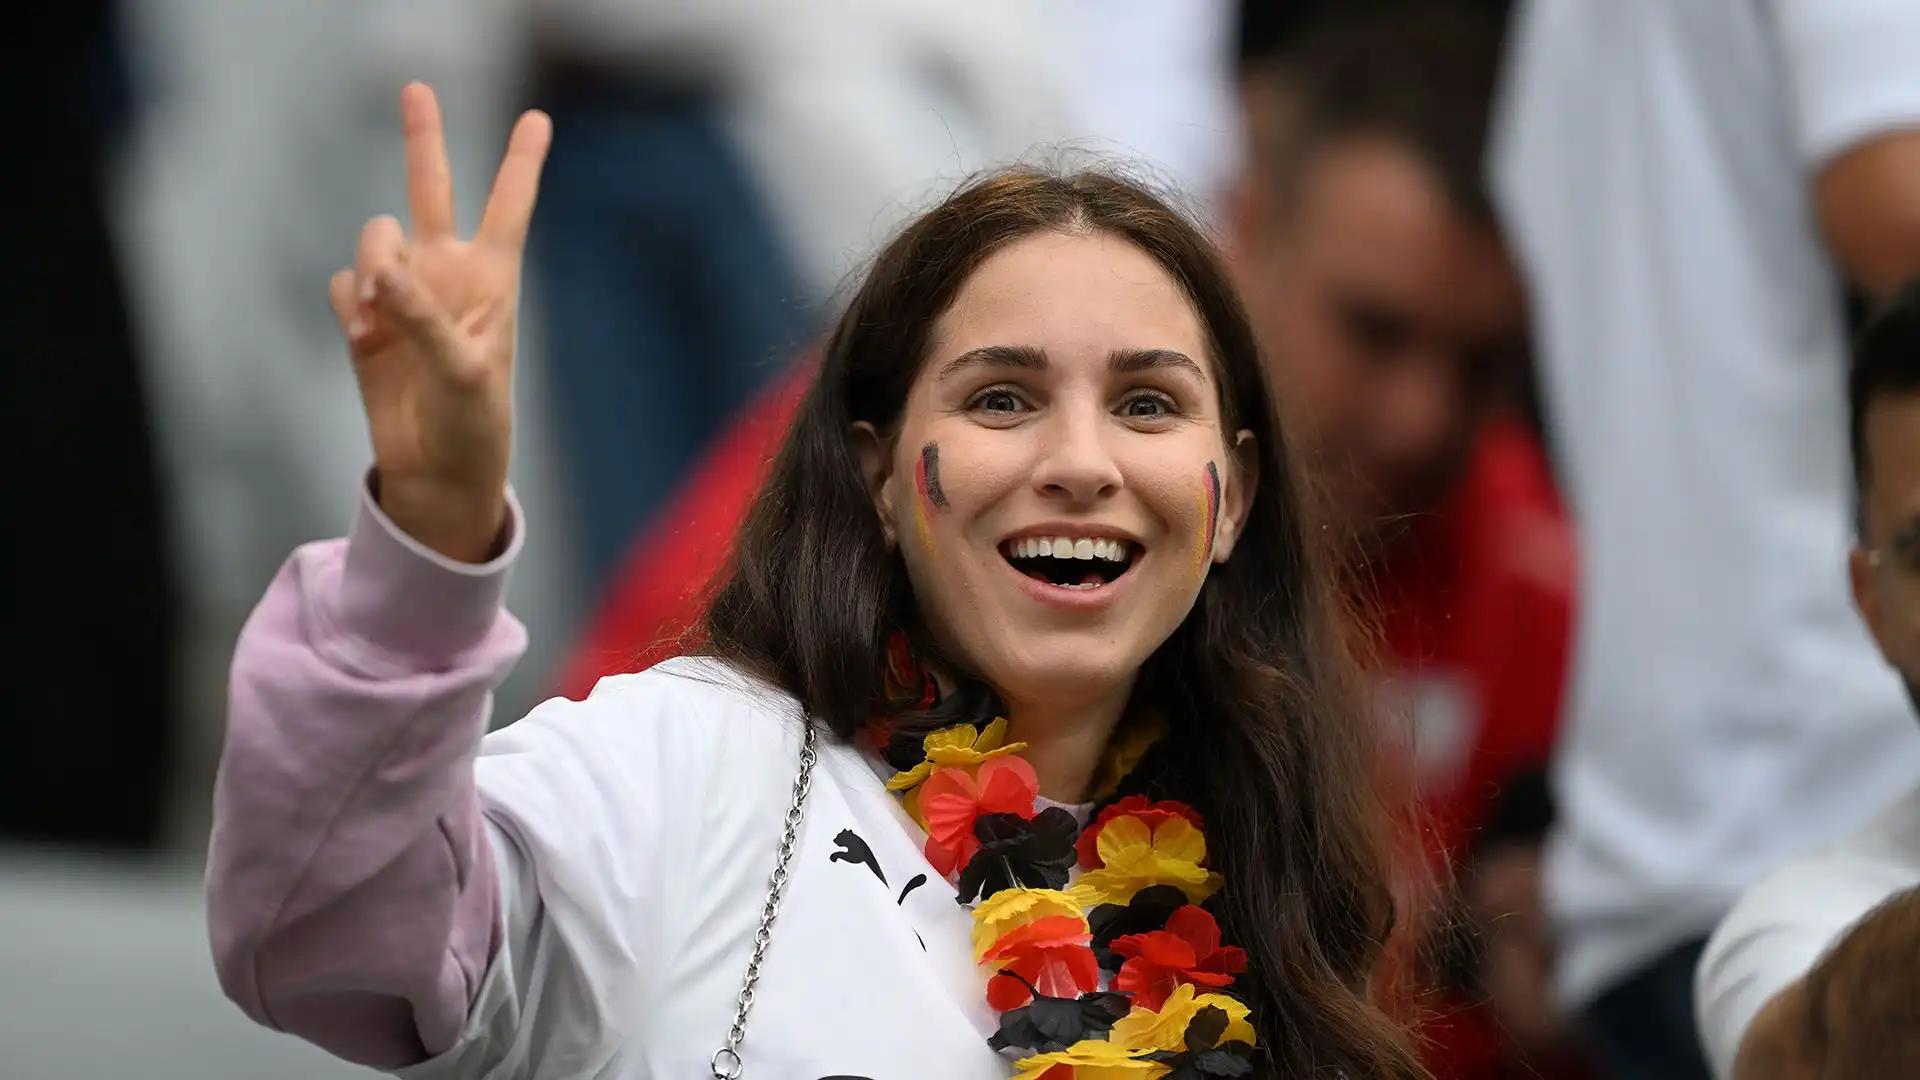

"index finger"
[401,82,457,240]
[476,109,553,252]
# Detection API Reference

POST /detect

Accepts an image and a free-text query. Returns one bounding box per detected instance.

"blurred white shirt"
[1491,0,1920,1010]
[1695,785,1920,1079]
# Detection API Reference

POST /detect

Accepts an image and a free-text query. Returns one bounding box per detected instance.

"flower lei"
[871,642,1261,1078]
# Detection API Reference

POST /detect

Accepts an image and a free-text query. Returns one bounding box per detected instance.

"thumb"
[368,264,464,371]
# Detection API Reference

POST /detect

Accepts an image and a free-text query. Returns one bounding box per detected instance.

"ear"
[850,420,899,548]
[1213,430,1260,563]
[1851,544,1896,666]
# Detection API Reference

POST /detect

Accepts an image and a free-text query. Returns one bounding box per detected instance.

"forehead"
[1283,137,1521,334]
[928,230,1210,373]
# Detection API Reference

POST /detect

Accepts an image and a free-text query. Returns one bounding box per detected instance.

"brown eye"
[1120,393,1176,419]
[967,386,1030,416]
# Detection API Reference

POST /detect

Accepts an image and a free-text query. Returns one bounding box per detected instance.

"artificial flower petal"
[982,915,1099,1008]
[1078,796,1207,869]
[1109,985,1257,1055]
[885,717,1029,793]
[1012,1038,1168,1080]
[990,991,1134,1054]
[1069,815,1223,908]
[973,888,1086,961]
[1090,886,1191,972]
[1109,906,1246,1009]
[957,808,1080,903]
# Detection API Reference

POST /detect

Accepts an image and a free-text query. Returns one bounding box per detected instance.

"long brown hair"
[704,168,1427,1079]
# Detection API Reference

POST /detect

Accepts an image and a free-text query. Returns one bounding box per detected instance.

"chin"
[972,638,1151,712]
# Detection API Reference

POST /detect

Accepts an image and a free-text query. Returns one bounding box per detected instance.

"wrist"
[372,472,509,564]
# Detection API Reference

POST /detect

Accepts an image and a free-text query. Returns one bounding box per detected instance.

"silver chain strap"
[708,721,819,1079]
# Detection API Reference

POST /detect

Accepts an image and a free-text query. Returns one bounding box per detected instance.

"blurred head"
[706,168,1428,1079]
[1848,281,1920,706]
[1230,5,1524,536]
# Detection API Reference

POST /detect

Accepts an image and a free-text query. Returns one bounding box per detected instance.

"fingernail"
[360,276,378,303]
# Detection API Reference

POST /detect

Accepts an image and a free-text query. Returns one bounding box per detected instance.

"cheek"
[1132,458,1222,573]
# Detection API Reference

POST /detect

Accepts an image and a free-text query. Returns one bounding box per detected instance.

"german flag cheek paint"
[1194,460,1221,575]
[912,442,947,556]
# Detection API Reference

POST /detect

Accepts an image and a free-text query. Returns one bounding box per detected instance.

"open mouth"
[999,535,1139,590]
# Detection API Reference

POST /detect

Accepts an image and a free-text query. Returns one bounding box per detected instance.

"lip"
[999,544,1144,613]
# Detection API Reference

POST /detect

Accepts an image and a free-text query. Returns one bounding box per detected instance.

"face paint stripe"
[1196,461,1222,573]
[918,443,948,509]
[913,442,943,556]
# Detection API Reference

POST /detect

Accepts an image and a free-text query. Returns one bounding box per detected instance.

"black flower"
[954,808,1079,903]
[1142,1007,1257,1078]
[987,989,1133,1053]
[1088,884,1190,972]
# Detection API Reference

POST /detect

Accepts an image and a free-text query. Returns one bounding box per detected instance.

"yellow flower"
[970,888,1086,960]
[1089,713,1166,802]
[1068,815,1224,908]
[1012,1038,1167,1079]
[884,717,1027,793]
[1109,984,1258,1053]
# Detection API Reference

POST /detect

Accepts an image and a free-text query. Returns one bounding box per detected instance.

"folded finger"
[355,215,405,291]
[477,110,553,252]
[328,268,359,335]
[369,263,462,370]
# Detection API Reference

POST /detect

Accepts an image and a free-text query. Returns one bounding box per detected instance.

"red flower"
[980,914,1100,1011]
[1077,796,1207,869]
[921,756,1040,876]
[1109,905,1246,1010]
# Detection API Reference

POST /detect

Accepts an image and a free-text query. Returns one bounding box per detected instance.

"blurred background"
[7,0,1914,1078]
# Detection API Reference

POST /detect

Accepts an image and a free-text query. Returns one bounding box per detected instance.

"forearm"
[207,481,526,1068]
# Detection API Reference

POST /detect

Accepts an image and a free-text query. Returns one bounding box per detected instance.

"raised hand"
[328,83,552,563]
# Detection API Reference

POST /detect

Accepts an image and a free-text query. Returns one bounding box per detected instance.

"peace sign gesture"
[329,83,552,563]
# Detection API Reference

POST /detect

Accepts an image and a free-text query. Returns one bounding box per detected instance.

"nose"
[1372,354,1462,471]
[1030,401,1124,504]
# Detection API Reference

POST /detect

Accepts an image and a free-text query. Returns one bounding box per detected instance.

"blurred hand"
[327,83,552,563]
[1471,844,1573,1060]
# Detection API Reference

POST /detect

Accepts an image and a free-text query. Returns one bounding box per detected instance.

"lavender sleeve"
[206,478,528,1070]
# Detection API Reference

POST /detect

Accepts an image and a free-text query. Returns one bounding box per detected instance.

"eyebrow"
[936,344,1209,383]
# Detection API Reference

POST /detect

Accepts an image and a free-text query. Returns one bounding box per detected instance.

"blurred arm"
[1775,0,1920,296]
[1733,887,1920,1078]
[206,477,526,1069]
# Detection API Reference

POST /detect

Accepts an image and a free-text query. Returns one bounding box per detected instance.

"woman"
[208,83,1426,1079]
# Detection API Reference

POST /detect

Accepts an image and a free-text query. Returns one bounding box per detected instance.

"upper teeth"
[1009,536,1131,562]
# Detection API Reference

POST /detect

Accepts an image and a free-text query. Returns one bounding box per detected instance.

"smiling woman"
[207,84,1427,1080]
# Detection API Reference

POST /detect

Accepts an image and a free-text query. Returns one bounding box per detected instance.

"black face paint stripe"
[920,442,948,509]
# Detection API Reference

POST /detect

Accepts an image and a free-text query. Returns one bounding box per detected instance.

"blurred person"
[1492,2,1920,1077]
[208,83,1436,1079]
[113,0,582,842]
[1694,281,1920,1080]
[1,0,179,851]
[1230,6,1582,1078]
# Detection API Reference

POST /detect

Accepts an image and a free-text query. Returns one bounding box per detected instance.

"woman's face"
[858,229,1256,714]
